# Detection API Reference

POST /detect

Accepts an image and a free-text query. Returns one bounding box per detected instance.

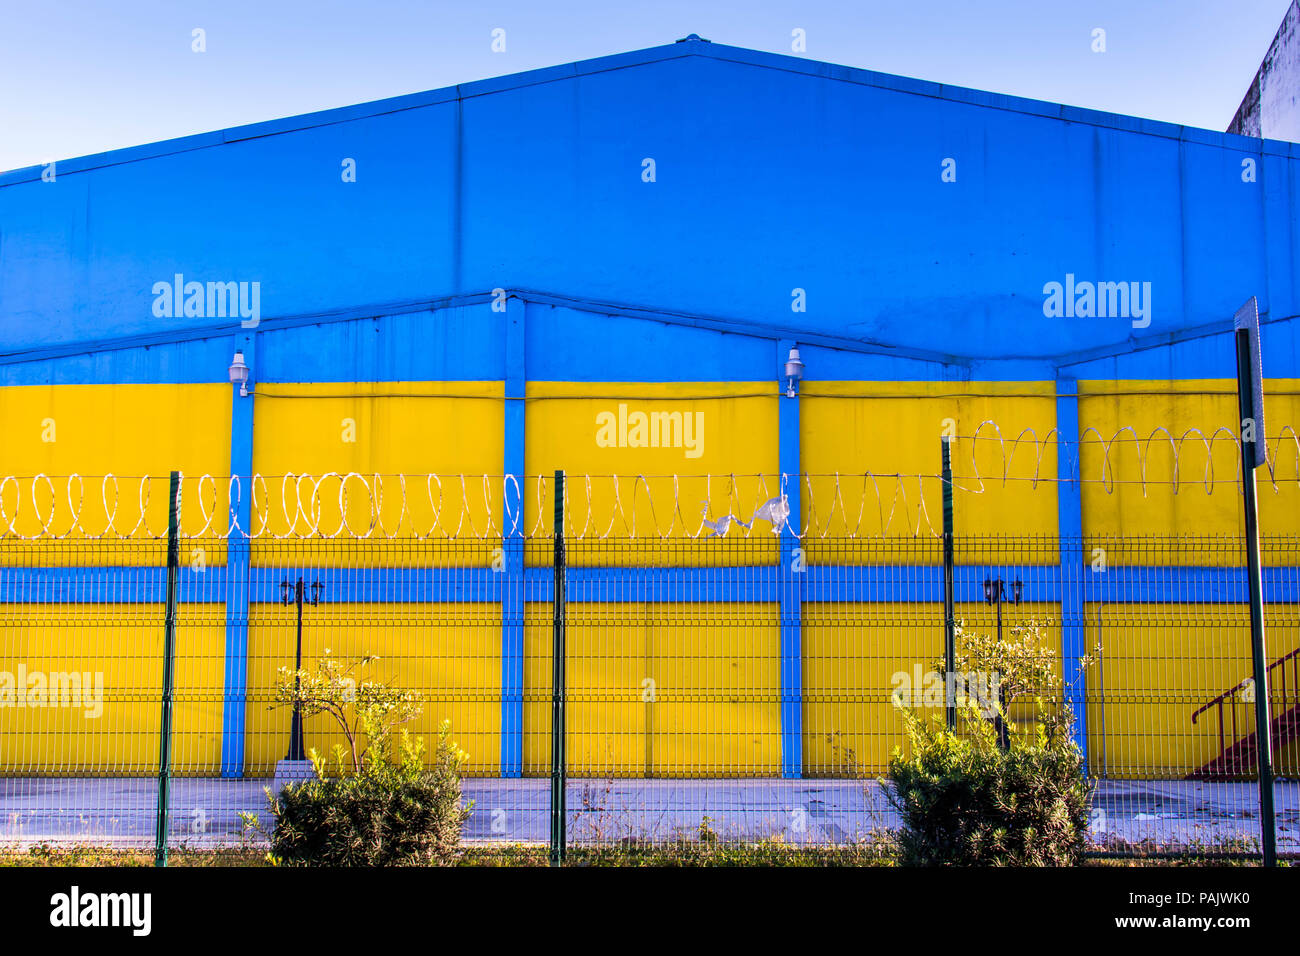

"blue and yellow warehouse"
[2,37,1299,782]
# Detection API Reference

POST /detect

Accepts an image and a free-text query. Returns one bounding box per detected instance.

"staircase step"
[1186,703,1300,780]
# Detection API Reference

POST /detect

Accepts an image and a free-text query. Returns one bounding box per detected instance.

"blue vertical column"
[221,331,256,778]
[1055,373,1089,770]
[777,339,803,779]
[500,296,526,777]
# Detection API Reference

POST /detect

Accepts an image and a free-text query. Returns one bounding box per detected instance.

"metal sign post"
[1233,296,1276,867]
[549,470,567,867]
[154,471,181,867]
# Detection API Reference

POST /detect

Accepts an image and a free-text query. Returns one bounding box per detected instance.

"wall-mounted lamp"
[228,350,251,397]
[784,346,804,398]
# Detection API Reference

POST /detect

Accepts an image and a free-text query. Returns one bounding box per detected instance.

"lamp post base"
[272,758,316,792]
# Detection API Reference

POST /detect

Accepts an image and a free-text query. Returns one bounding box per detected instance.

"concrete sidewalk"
[0,776,1295,852]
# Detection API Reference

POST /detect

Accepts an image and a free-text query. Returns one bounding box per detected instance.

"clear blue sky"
[0,0,1292,172]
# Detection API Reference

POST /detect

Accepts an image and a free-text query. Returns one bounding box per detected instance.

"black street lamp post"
[281,578,323,762]
[982,577,1022,750]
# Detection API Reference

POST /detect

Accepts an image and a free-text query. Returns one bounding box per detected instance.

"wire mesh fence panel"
[0,530,537,858]
[0,472,1293,862]
[544,535,1297,856]
[1082,535,1300,858]
[0,540,176,853]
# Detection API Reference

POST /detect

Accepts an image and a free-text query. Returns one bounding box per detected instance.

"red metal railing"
[1191,647,1300,777]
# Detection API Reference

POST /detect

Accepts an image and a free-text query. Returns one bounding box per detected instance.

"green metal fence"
[0,468,1295,864]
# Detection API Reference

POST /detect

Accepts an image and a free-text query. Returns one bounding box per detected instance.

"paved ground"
[0,776,1295,852]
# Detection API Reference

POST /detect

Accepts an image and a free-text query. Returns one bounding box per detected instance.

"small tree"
[941,619,1078,742]
[271,649,422,773]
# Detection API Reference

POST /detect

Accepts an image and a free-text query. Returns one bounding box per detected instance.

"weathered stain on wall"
[1229,0,1300,140]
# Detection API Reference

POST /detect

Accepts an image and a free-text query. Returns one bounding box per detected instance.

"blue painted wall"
[3,40,1298,381]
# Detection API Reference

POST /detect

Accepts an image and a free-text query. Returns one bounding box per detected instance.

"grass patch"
[3,834,1279,867]
[1,843,269,867]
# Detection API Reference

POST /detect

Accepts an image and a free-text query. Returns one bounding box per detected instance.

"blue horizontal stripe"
[2,564,1298,605]
[1086,565,1300,605]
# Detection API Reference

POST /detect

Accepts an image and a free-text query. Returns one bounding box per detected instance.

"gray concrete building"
[1230,0,1300,139]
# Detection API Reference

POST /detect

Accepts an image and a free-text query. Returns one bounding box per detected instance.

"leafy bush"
[252,725,470,866]
[240,653,471,866]
[885,621,1094,866]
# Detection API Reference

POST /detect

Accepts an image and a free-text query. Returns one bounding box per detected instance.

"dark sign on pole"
[1232,296,1276,867]
[1235,296,1267,469]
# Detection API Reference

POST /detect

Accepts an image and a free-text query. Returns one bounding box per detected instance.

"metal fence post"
[549,470,567,867]
[1234,302,1276,867]
[941,437,956,731]
[155,470,181,867]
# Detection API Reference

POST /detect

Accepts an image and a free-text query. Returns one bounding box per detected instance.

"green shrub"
[240,653,471,866]
[885,621,1094,866]
[250,725,470,867]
